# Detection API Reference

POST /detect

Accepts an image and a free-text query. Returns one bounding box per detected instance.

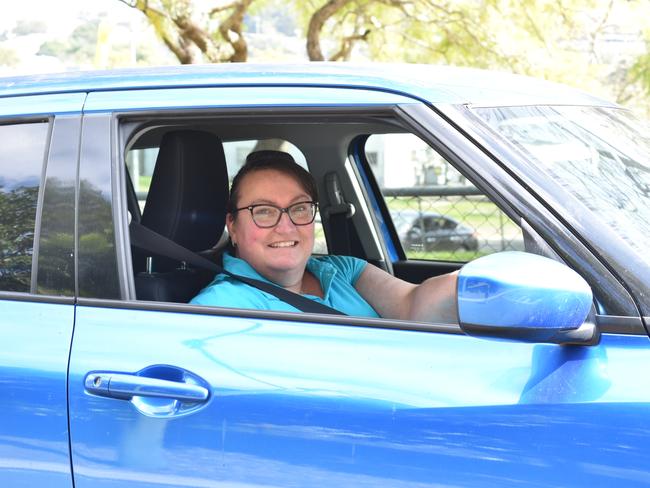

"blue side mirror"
[457,252,597,344]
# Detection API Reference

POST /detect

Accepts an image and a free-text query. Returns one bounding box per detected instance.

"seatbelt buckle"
[322,202,355,218]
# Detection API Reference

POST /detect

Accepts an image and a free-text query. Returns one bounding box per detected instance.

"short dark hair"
[228,150,318,216]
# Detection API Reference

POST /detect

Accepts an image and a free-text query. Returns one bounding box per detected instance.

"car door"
[68,86,650,487]
[0,93,84,486]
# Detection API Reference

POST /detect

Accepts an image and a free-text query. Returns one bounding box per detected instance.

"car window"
[473,105,650,266]
[126,137,328,254]
[0,121,49,292]
[366,133,523,262]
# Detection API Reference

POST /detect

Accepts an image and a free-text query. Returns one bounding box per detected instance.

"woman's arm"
[355,264,458,323]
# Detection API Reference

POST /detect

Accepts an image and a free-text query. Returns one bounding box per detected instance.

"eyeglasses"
[234,201,318,228]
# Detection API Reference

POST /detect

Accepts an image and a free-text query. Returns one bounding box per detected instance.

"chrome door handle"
[84,372,209,402]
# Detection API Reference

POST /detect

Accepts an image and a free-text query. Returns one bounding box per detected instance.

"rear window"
[0,121,49,292]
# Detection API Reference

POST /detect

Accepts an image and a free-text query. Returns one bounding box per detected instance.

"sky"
[1,0,155,75]
[1,0,136,34]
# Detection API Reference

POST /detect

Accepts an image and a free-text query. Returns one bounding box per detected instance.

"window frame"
[90,104,466,335]
[75,96,645,337]
[399,103,645,334]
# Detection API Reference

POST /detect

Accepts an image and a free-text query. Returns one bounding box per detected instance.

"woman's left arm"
[355,264,458,323]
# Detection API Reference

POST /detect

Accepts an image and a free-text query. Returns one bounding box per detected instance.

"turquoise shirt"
[190,253,379,317]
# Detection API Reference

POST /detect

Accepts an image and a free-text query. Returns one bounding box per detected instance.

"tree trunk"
[306,0,355,61]
[217,0,255,62]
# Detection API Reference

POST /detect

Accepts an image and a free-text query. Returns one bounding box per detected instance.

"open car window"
[118,110,527,314]
[365,133,524,262]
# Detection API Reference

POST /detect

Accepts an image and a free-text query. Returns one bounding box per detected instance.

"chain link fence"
[383,186,524,261]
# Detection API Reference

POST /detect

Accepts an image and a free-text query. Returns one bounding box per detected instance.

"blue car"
[1,64,650,487]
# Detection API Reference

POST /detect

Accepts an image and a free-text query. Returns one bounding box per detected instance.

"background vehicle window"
[0,122,48,292]
[366,133,523,262]
[126,137,327,254]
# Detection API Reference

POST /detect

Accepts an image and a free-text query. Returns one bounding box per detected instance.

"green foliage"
[0,45,19,67]
[0,185,39,292]
[629,35,650,99]
[37,178,75,295]
[115,0,649,112]
[39,20,100,65]
[77,179,120,298]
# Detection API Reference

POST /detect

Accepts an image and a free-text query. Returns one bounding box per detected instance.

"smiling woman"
[189,150,382,317]
[189,149,459,322]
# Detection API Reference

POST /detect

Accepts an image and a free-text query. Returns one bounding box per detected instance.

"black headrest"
[141,130,228,252]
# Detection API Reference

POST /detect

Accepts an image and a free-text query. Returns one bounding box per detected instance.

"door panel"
[392,259,461,284]
[0,101,83,486]
[69,305,650,487]
[0,300,75,487]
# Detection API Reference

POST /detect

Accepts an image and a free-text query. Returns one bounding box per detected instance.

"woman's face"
[226,169,315,287]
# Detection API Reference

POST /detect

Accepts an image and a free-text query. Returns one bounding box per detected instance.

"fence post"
[499,209,505,251]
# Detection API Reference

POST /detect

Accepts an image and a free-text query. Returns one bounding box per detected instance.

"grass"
[405,249,490,262]
[137,175,152,192]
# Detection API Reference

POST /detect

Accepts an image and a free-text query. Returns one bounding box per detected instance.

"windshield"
[471,105,650,264]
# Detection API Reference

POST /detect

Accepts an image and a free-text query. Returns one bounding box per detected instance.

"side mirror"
[457,252,598,344]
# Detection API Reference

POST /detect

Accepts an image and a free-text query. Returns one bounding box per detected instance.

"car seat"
[132,129,229,302]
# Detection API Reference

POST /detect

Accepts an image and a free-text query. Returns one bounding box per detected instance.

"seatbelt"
[322,172,355,256]
[129,221,346,315]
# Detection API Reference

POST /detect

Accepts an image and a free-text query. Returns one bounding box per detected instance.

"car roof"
[391,209,451,220]
[0,63,617,108]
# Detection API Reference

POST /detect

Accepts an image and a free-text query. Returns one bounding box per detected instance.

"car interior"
[121,111,490,310]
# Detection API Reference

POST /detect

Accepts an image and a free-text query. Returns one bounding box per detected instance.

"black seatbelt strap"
[129,221,346,315]
[323,172,355,256]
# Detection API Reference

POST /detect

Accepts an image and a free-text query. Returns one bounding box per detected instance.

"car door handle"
[84,372,209,402]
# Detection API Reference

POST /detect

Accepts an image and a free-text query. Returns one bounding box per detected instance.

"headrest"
[141,130,228,252]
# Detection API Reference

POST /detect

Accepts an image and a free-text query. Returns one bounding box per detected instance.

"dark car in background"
[391,209,479,252]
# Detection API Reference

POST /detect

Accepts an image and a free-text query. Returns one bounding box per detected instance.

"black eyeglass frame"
[233,201,318,228]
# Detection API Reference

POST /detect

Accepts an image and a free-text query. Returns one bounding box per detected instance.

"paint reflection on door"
[69,306,650,487]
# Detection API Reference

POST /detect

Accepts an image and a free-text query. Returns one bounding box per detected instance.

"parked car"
[391,209,479,252]
[2,63,650,487]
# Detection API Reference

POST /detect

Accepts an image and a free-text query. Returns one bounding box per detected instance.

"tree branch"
[588,0,614,63]
[307,0,356,61]
[217,0,255,62]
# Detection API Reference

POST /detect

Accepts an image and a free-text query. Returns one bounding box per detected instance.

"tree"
[0,45,19,67]
[299,0,596,68]
[0,185,39,292]
[39,20,101,66]
[113,0,650,114]
[625,19,650,114]
[118,0,255,63]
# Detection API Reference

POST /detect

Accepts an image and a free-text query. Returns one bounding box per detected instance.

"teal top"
[190,253,379,317]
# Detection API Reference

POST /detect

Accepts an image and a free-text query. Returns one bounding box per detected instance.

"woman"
[191,150,458,323]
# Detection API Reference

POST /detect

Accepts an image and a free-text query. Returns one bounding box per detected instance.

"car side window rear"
[0,121,49,292]
[365,133,524,262]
